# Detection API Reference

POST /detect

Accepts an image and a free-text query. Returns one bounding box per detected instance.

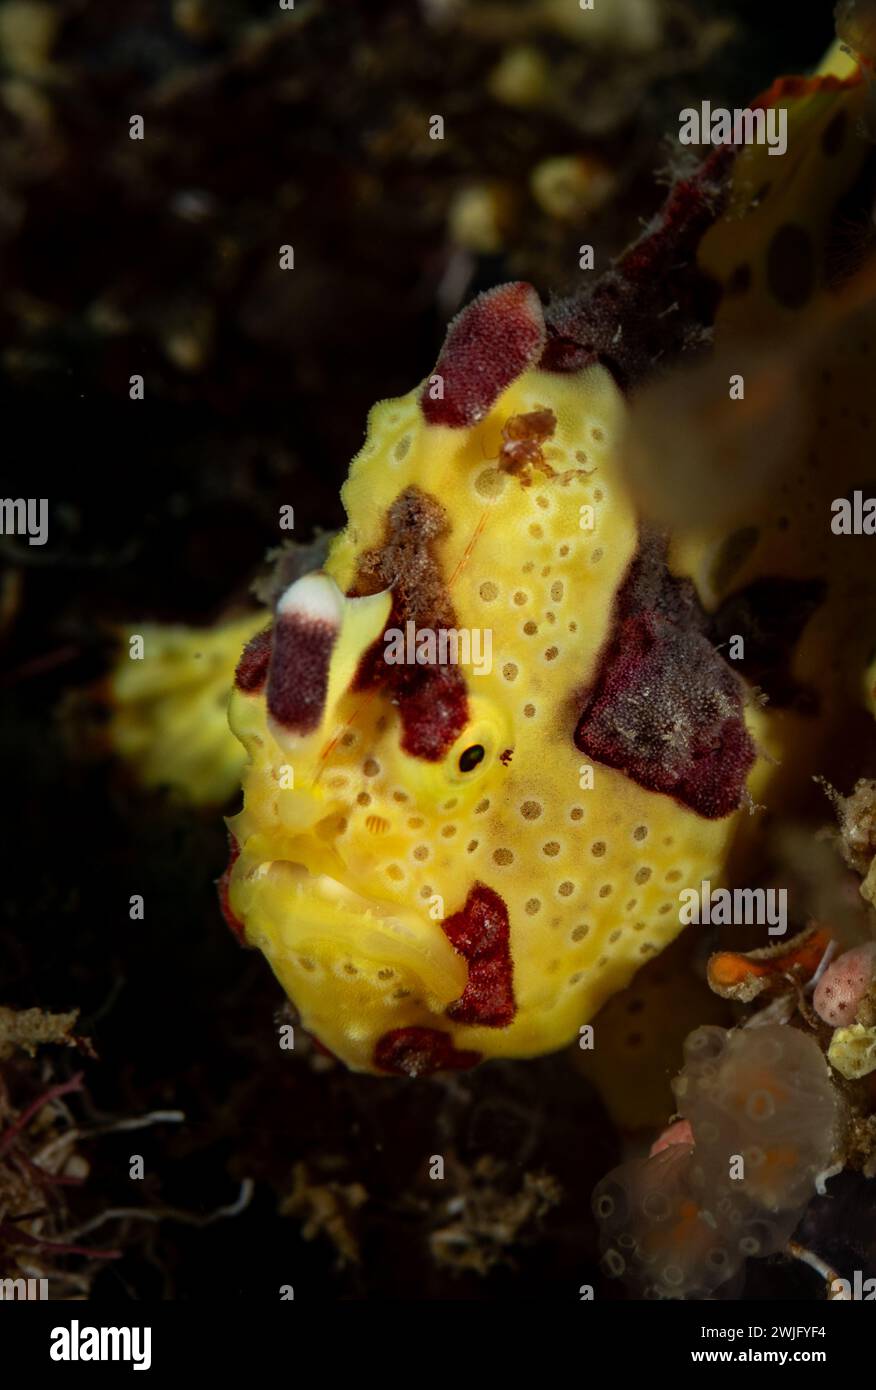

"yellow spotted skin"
[226,363,772,1073]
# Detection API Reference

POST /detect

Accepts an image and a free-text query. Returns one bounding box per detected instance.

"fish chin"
[239,856,472,1045]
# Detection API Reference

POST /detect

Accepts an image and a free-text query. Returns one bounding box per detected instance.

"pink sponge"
[813,942,876,1028]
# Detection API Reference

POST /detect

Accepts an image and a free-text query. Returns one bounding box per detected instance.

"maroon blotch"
[234,624,272,693]
[574,534,756,820]
[541,147,733,387]
[441,883,516,1027]
[351,487,469,760]
[374,1026,481,1077]
[267,612,337,735]
[421,282,546,428]
[356,639,469,761]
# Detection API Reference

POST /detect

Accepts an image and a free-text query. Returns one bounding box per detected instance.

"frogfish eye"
[458,743,486,773]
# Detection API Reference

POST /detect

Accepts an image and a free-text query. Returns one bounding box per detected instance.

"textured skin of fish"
[222,49,876,1076]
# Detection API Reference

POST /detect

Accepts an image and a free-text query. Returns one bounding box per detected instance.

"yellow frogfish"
[220,30,876,1077]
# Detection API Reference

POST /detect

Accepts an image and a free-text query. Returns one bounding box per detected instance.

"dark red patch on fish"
[235,624,272,692]
[374,1026,481,1077]
[574,533,756,820]
[381,660,470,762]
[421,282,546,428]
[267,612,338,735]
[217,833,247,945]
[352,486,469,760]
[542,147,733,387]
[442,883,516,1027]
